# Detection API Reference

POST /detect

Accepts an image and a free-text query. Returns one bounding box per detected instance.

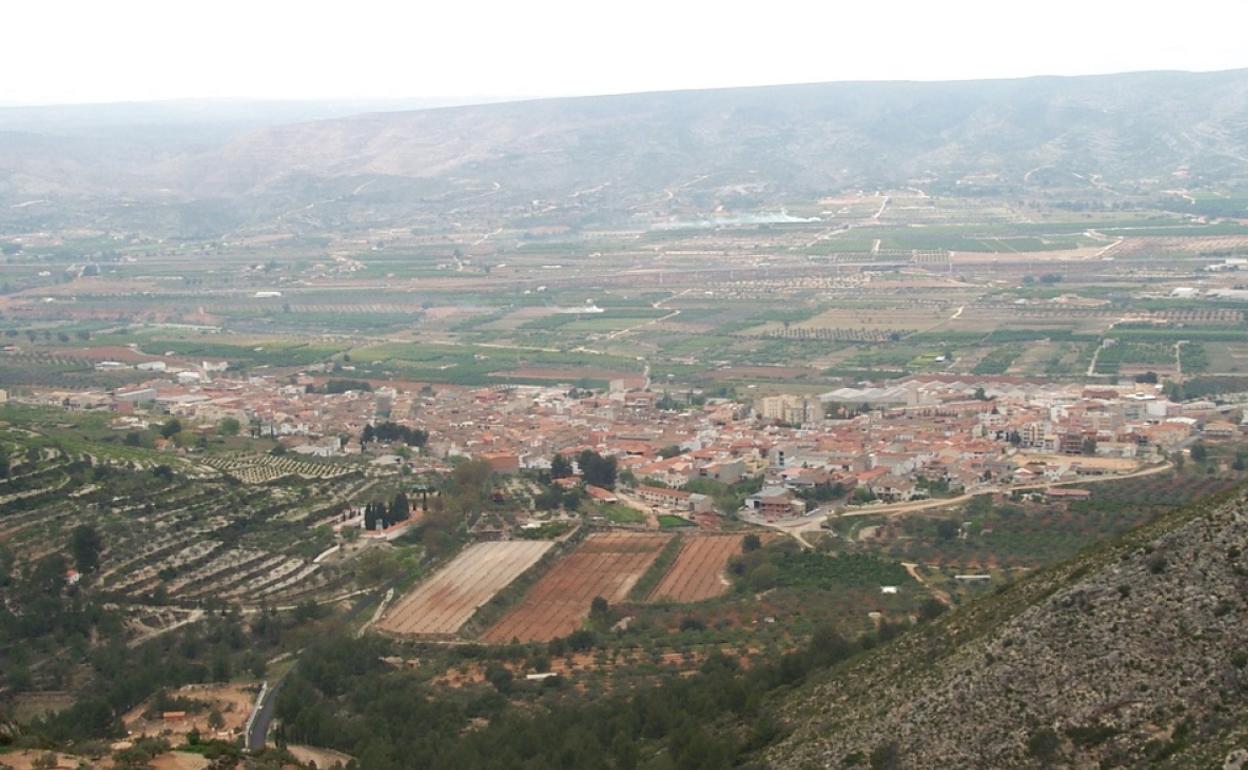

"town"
[12,356,1241,534]
[4,50,1248,769]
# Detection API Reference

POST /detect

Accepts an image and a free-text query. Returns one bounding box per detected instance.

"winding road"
[755,461,1176,547]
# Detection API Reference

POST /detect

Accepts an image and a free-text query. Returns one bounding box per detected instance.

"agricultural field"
[746,304,953,337]
[1201,342,1248,374]
[0,409,393,616]
[203,453,359,484]
[1073,473,1241,509]
[647,534,744,602]
[1093,340,1179,375]
[344,340,643,386]
[844,472,1244,573]
[377,540,554,636]
[483,532,671,642]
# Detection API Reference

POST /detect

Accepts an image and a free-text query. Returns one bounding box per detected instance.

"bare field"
[1016,454,1140,472]
[648,534,744,602]
[378,540,554,636]
[150,753,211,770]
[946,306,1117,335]
[483,532,670,643]
[1115,235,1248,255]
[122,683,256,744]
[1206,342,1248,373]
[753,305,950,335]
[1008,341,1061,374]
[492,367,646,386]
[287,746,355,768]
[476,307,561,331]
[949,246,1103,263]
[0,750,106,770]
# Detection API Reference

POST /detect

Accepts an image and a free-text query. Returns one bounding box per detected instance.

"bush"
[1027,727,1061,763]
[918,598,947,622]
[1066,723,1119,748]
[869,741,901,770]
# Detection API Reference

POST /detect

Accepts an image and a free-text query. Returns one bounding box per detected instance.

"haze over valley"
[2,13,1248,770]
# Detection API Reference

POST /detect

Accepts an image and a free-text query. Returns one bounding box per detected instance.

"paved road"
[246,676,286,752]
[753,462,1176,546]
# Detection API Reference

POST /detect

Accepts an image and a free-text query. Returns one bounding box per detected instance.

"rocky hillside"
[769,489,1248,769]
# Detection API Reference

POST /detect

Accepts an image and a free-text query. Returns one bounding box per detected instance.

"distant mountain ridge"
[177,69,1248,195]
[3,69,1248,232]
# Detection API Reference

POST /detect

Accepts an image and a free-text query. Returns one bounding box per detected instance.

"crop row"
[750,328,910,342]
[204,453,355,484]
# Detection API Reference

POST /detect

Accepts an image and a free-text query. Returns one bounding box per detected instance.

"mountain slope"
[168,69,1248,207]
[768,488,1248,769]
[4,69,1248,234]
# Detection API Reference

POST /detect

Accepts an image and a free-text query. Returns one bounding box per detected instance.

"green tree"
[159,418,182,439]
[918,598,948,622]
[590,596,609,619]
[388,492,410,525]
[550,453,573,479]
[485,664,513,694]
[1190,441,1208,463]
[869,741,902,770]
[70,524,103,575]
[30,553,69,596]
[444,458,493,514]
[1027,727,1061,765]
[217,417,241,436]
[578,450,618,489]
[935,519,960,541]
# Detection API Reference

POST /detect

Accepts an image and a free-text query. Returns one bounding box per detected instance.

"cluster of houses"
[13,360,1246,523]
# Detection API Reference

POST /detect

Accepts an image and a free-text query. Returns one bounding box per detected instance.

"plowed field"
[647,534,744,602]
[483,532,670,642]
[378,540,554,636]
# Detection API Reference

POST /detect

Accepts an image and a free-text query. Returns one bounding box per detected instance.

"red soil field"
[482,532,670,643]
[647,534,744,603]
[377,540,553,636]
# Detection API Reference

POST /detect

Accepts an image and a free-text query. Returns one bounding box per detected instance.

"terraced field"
[377,540,554,636]
[483,532,670,643]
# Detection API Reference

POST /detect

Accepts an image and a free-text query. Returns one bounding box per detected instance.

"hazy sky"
[6,0,1248,105]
